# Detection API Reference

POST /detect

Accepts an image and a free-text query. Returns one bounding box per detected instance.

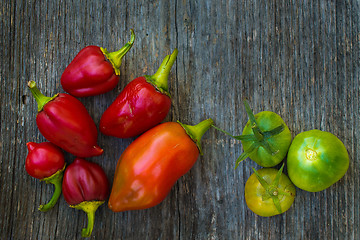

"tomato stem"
[235,142,259,169]
[101,29,135,75]
[211,125,257,141]
[243,99,259,126]
[38,165,65,212]
[70,200,104,238]
[178,118,214,155]
[211,100,287,168]
[252,164,286,214]
[243,100,284,157]
[28,81,58,112]
[251,125,264,141]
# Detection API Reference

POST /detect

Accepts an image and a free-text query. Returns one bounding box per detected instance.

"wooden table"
[1,0,359,239]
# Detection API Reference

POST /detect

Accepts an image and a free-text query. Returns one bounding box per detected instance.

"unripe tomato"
[287,129,349,192]
[242,111,292,167]
[245,166,296,217]
[212,101,292,168]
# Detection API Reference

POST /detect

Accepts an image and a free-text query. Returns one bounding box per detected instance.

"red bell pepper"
[62,158,109,238]
[99,48,178,138]
[61,29,135,97]
[25,142,65,212]
[28,81,103,157]
[108,118,213,212]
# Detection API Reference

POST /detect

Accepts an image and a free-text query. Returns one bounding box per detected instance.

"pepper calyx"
[101,29,135,75]
[178,118,214,155]
[146,48,178,97]
[70,200,105,238]
[38,164,66,212]
[28,81,58,112]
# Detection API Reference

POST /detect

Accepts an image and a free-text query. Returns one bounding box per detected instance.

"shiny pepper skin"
[25,142,65,212]
[28,81,103,158]
[108,118,213,212]
[61,29,135,97]
[62,158,109,237]
[100,49,178,138]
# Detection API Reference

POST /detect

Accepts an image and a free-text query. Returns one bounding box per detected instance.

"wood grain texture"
[0,0,359,239]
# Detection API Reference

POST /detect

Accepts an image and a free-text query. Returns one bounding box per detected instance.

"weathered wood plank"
[0,0,359,239]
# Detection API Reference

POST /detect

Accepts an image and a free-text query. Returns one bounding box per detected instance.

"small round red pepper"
[61,29,135,97]
[28,81,103,158]
[99,49,178,138]
[25,142,65,212]
[62,158,109,238]
[108,118,213,212]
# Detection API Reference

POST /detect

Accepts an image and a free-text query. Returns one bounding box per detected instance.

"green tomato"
[241,111,292,167]
[245,166,296,217]
[287,129,349,192]
[211,100,292,168]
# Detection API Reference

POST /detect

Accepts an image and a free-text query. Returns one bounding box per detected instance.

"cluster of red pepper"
[26,30,213,237]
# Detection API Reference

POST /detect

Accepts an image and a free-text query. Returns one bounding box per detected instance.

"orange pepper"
[108,119,213,212]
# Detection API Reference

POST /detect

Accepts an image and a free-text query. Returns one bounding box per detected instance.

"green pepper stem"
[147,48,178,95]
[101,29,135,75]
[28,81,58,112]
[70,200,104,238]
[38,165,65,212]
[178,118,214,155]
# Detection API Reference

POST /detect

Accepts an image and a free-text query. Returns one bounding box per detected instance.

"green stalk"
[101,29,135,75]
[178,118,214,155]
[28,81,58,112]
[211,100,286,168]
[146,48,178,97]
[38,165,65,212]
[252,164,286,214]
[70,200,104,238]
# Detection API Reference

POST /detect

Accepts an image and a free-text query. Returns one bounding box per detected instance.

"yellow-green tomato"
[287,130,349,192]
[245,168,296,217]
[242,111,292,167]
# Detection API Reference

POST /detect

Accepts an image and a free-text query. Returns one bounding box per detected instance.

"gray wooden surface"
[1,0,359,239]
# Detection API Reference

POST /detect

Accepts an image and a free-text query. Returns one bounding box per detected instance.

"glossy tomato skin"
[242,111,292,167]
[245,168,296,217]
[287,130,349,192]
[108,122,200,212]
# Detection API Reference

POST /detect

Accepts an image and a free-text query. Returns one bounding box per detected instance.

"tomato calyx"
[212,100,285,168]
[305,148,318,161]
[252,164,291,214]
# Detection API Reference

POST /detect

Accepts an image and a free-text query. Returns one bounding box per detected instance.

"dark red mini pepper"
[62,158,109,238]
[61,29,135,97]
[25,142,65,212]
[28,81,103,157]
[99,48,178,138]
